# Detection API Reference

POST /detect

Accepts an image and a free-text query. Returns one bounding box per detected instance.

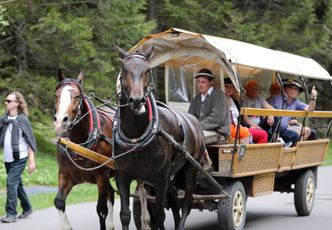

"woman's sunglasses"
[5,99,17,103]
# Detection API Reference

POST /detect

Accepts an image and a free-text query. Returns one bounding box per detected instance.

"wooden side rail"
[240,108,332,118]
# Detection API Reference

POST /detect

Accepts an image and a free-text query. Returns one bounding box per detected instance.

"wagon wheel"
[294,169,316,216]
[218,181,246,230]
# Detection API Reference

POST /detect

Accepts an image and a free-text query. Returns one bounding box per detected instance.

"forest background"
[0,0,332,182]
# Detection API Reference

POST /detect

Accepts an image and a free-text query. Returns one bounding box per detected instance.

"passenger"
[242,80,275,132]
[188,68,230,144]
[224,78,251,144]
[224,78,268,143]
[267,82,281,101]
[269,80,311,140]
[188,68,230,171]
[267,79,318,141]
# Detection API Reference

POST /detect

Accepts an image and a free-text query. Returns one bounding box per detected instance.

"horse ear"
[77,72,84,83]
[58,68,65,82]
[144,46,154,61]
[113,44,128,60]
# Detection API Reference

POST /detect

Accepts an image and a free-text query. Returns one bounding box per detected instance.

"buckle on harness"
[93,128,98,139]
[151,121,158,134]
[113,118,118,131]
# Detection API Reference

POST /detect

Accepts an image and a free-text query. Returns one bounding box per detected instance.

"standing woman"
[0,91,36,223]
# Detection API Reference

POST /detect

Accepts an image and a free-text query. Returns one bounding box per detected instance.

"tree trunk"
[14,22,28,72]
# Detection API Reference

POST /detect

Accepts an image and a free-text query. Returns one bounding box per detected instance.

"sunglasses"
[288,86,300,90]
[5,99,17,103]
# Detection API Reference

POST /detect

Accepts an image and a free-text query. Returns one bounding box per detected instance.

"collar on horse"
[112,91,159,157]
[81,95,101,150]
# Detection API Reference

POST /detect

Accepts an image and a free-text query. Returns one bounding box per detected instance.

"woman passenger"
[224,78,268,143]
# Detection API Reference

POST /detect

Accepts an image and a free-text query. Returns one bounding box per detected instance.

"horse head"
[114,45,154,114]
[54,68,84,134]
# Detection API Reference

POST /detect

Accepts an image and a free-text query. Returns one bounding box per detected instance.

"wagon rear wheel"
[218,181,246,230]
[294,169,315,216]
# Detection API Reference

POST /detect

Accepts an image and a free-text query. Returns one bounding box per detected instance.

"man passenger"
[267,79,318,142]
[188,68,230,144]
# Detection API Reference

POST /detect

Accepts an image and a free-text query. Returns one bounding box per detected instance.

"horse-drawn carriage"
[57,28,332,230]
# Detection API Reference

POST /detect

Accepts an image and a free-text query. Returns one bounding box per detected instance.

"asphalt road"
[1,166,331,230]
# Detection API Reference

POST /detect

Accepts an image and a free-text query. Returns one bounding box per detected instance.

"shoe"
[18,209,32,219]
[1,215,17,223]
[283,142,292,148]
[278,137,292,148]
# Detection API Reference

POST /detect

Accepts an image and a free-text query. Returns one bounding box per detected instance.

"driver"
[188,68,230,144]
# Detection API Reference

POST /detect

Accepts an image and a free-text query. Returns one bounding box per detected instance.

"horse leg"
[166,184,180,229]
[54,173,74,230]
[152,176,168,230]
[137,182,151,230]
[115,171,131,230]
[106,180,115,230]
[177,167,197,230]
[96,176,115,230]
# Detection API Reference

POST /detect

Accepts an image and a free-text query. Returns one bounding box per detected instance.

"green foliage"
[34,129,56,155]
[158,0,237,35]
[31,6,96,71]
[324,141,332,165]
[1,0,156,114]
[0,5,8,35]
[0,158,6,187]
[0,150,58,188]
[154,0,332,67]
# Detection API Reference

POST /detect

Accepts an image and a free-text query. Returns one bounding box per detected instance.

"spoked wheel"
[218,181,246,230]
[294,169,316,216]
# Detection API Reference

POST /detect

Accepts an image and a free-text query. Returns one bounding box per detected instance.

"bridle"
[119,53,152,103]
[55,79,84,131]
[55,79,101,150]
[112,53,159,159]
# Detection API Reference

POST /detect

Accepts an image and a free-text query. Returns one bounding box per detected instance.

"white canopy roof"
[131,28,332,81]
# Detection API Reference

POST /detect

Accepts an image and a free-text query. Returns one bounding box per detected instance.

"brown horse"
[53,69,115,230]
[113,46,206,230]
